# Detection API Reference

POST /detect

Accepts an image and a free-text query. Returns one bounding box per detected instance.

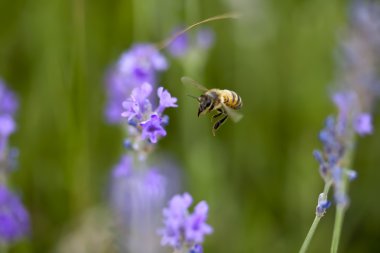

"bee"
[181,76,243,136]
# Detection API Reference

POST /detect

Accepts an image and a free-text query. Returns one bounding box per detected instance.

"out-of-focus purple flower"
[140,114,167,144]
[167,27,189,57]
[197,28,215,50]
[0,184,29,243]
[167,26,215,58]
[0,80,18,163]
[157,87,178,113]
[332,91,357,117]
[190,244,203,253]
[0,80,18,116]
[131,82,153,104]
[0,115,16,137]
[159,193,212,251]
[351,1,380,47]
[112,155,132,178]
[110,155,171,253]
[121,83,154,121]
[121,98,141,121]
[185,201,213,244]
[353,113,373,135]
[105,44,168,124]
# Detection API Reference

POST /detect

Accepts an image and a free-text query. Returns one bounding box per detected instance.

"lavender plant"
[106,41,183,253]
[0,79,30,248]
[299,1,380,252]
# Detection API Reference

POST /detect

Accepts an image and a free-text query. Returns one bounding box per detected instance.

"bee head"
[198,95,212,117]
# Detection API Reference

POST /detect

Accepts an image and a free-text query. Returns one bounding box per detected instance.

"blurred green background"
[1,0,380,252]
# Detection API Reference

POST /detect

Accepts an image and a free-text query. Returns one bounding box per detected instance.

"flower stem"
[299,216,321,253]
[330,204,346,253]
[299,181,332,253]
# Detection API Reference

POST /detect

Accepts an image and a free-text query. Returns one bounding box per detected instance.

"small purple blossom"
[157,87,178,113]
[185,201,213,244]
[112,155,132,178]
[159,193,213,251]
[0,80,18,116]
[0,115,16,138]
[131,82,153,104]
[353,113,373,135]
[190,244,203,253]
[0,184,29,243]
[121,83,154,121]
[140,114,167,144]
[316,193,331,217]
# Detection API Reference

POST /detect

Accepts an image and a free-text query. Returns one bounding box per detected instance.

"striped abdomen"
[222,90,242,110]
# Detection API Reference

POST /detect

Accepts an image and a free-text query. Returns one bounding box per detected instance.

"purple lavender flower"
[159,193,213,251]
[0,184,29,243]
[105,44,168,123]
[167,27,189,57]
[140,114,167,144]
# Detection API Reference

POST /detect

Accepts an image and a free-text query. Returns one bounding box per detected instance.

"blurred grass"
[1,0,380,252]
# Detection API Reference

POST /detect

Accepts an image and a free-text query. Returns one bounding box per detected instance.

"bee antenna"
[187,94,200,102]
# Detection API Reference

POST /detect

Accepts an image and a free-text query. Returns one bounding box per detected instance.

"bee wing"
[181,76,208,92]
[222,103,243,123]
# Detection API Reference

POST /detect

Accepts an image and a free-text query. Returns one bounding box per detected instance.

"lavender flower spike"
[0,184,30,243]
[159,193,213,251]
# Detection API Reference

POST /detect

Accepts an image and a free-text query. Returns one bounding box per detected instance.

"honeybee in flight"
[181,76,243,136]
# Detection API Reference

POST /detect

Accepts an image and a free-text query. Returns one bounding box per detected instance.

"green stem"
[299,181,332,253]
[330,204,346,253]
[299,216,321,253]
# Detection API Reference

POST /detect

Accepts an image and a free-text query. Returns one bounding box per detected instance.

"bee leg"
[211,109,223,121]
[212,115,228,136]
